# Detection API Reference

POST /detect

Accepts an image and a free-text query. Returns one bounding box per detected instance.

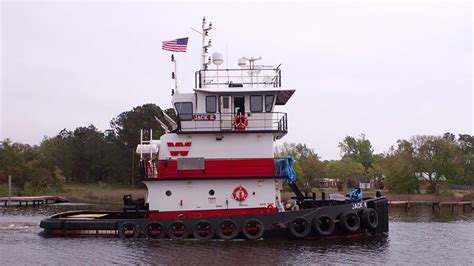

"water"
[1,204,473,265]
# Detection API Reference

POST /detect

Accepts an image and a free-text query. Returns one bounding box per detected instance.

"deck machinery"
[40,18,389,240]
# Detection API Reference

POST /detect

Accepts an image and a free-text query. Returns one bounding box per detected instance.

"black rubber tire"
[312,214,335,236]
[143,221,166,239]
[118,221,141,239]
[361,208,378,230]
[242,218,265,240]
[338,211,361,233]
[168,221,187,240]
[216,219,239,240]
[288,217,311,238]
[192,220,215,240]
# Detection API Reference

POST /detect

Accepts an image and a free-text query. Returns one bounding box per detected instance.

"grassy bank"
[0,182,146,204]
[57,183,146,204]
[281,189,474,202]
[1,182,472,205]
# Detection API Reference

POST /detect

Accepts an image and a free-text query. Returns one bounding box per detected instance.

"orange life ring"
[233,114,248,129]
[232,186,248,201]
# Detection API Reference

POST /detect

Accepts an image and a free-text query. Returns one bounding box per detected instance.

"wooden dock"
[0,196,69,207]
[389,200,473,212]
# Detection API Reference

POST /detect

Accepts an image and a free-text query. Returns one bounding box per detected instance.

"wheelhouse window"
[265,95,274,112]
[250,95,263,113]
[206,96,217,113]
[174,102,193,121]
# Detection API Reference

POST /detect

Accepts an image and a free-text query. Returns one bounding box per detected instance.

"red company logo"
[167,142,191,156]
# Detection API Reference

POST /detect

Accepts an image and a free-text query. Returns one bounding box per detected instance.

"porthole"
[165,190,172,196]
[209,189,215,196]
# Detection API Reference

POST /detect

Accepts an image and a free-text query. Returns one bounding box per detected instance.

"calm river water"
[1,204,473,265]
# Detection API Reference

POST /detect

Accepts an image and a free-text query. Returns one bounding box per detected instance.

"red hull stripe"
[156,158,275,179]
[147,207,277,219]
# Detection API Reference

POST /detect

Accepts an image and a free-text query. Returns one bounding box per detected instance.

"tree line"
[0,104,174,195]
[275,133,473,194]
[0,103,472,195]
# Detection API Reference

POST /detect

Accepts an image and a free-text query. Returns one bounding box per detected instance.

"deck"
[389,200,473,212]
[0,196,69,207]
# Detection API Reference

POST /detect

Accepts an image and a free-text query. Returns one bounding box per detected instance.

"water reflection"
[0,204,472,264]
[389,204,474,222]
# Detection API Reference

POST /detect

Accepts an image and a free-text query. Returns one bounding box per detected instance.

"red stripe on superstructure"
[147,207,277,219]
[156,158,275,179]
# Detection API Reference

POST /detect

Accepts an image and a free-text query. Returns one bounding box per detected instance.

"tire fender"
[312,214,335,236]
[216,219,239,240]
[143,221,166,239]
[288,217,311,238]
[242,218,265,240]
[361,208,378,230]
[168,221,188,240]
[192,220,215,240]
[118,221,141,239]
[338,211,361,232]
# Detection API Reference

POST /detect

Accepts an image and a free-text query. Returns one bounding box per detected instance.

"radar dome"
[238,57,246,67]
[212,52,224,66]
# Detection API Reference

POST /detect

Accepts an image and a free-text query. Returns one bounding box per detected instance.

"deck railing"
[175,112,287,134]
[195,67,281,88]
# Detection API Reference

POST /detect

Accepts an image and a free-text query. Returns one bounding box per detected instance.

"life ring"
[338,211,361,232]
[192,220,215,240]
[216,219,239,240]
[242,218,265,240]
[143,221,165,239]
[288,217,311,238]
[168,221,187,240]
[118,221,141,239]
[232,186,248,202]
[233,114,248,129]
[361,208,378,230]
[312,214,335,236]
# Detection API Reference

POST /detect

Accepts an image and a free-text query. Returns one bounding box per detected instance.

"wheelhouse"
[172,68,294,140]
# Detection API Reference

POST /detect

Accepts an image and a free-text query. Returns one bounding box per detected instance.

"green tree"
[455,134,474,185]
[110,104,173,184]
[275,142,326,191]
[0,139,63,195]
[411,135,460,194]
[338,134,374,173]
[326,157,364,191]
[380,140,419,193]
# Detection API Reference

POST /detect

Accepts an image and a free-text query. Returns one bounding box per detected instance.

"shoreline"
[1,183,472,205]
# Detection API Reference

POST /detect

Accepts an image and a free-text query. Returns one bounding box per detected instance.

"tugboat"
[40,18,389,240]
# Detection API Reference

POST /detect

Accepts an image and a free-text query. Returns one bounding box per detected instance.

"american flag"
[162,37,189,52]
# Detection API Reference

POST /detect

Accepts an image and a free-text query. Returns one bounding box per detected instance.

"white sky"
[1,1,472,160]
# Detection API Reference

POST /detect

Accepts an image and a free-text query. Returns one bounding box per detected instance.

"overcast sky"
[1,1,472,160]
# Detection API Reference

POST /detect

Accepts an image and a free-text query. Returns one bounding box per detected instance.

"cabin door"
[220,96,232,130]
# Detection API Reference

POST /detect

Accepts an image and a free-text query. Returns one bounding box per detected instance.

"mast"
[191,17,213,87]
[200,17,212,86]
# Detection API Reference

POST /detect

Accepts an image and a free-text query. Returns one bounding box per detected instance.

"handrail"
[195,68,281,88]
[175,112,288,134]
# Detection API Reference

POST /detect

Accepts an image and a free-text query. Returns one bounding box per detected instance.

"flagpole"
[173,54,178,93]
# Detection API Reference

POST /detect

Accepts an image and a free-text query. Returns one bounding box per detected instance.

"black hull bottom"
[40,198,389,240]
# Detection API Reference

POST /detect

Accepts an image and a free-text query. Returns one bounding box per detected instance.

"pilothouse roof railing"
[195,67,282,88]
